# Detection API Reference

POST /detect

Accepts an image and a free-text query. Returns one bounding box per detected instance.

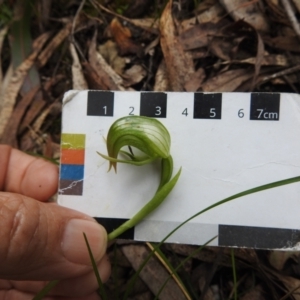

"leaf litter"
[1,0,300,299]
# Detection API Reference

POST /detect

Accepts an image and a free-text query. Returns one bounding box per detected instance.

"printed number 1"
[103,106,107,115]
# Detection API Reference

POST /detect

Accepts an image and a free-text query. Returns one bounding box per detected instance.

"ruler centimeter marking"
[59,91,300,249]
[86,90,280,121]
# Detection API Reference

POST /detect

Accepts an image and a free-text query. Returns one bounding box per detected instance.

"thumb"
[0,192,108,281]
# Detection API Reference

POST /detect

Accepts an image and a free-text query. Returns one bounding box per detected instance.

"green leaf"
[32,280,59,300]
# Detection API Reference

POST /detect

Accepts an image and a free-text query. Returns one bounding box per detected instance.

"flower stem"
[107,165,181,241]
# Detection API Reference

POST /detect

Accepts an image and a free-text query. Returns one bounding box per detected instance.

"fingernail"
[62,219,107,265]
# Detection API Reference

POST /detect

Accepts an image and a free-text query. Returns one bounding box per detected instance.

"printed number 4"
[182,108,188,116]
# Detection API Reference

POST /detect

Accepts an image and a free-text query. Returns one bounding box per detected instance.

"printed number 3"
[155,106,161,116]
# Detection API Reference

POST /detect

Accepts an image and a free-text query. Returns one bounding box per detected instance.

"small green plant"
[97,115,181,240]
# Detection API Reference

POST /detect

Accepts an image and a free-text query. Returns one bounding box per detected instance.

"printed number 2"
[210,108,216,118]
[129,107,134,115]
[155,106,161,116]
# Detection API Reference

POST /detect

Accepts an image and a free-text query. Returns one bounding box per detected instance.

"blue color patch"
[60,164,84,180]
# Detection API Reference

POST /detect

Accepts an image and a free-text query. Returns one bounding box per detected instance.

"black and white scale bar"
[86,90,281,120]
[94,217,135,240]
[218,225,300,249]
[98,218,300,249]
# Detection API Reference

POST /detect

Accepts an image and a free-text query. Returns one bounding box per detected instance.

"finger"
[0,192,108,281]
[0,289,101,300]
[2,255,110,297]
[0,145,58,201]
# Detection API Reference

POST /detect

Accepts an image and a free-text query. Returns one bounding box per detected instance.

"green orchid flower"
[98,115,181,240]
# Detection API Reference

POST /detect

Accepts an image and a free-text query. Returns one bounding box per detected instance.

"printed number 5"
[210,108,216,118]
[155,106,161,116]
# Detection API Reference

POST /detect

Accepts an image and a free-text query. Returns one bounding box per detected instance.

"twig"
[283,75,299,93]
[281,0,300,41]
[70,0,86,61]
[259,64,300,84]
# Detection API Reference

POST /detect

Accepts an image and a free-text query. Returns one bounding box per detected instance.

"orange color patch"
[61,149,85,165]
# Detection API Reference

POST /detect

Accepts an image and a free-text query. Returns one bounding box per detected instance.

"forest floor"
[1,0,300,299]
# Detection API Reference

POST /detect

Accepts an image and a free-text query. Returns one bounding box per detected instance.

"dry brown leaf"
[184,68,205,91]
[160,0,194,91]
[166,244,233,267]
[154,60,170,91]
[128,18,159,34]
[18,75,64,134]
[274,273,300,299]
[31,104,53,133]
[265,0,288,20]
[37,22,72,68]
[110,18,143,56]
[69,43,88,90]
[121,244,187,300]
[240,285,265,300]
[81,61,110,90]
[0,26,8,85]
[127,291,153,300]
[251,29,264,89]
[229,54,290,66]
[20,101,61,151]
[123,65,146,87]
[268,251,299,270]
[181,3,225,31]
[292,0,300,13]
[88,32,124,90]
[0,87,39,147]
[98,40,126,75]
[281,0,300,40]
[220,0,270,32]
[0,32,50,138]
[179,22,225,50]
[198,277,215,300]
[94,3,159,34]
[264,36,300,52]
[202,69,253,92]
[209,37,232,60]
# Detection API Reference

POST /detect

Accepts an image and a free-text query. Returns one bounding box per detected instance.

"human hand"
[0,145,110,300]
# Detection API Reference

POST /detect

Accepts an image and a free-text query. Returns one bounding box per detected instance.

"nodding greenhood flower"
[98,115,181,241]
[98,116,171,172]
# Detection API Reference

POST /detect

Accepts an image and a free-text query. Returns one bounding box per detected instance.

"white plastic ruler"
[58,90,300,249]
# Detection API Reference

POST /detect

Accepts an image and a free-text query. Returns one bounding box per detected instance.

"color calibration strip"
[59,133,85,196]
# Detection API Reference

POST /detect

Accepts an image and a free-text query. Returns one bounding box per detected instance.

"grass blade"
[83,233,107,300]
[147,242,191,300]
[32,280,59,300]
[231,248,237,300]
[154,236,217,300]
[124,175,300,299]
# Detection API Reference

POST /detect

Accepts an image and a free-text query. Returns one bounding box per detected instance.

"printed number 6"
[155,106,162,116]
